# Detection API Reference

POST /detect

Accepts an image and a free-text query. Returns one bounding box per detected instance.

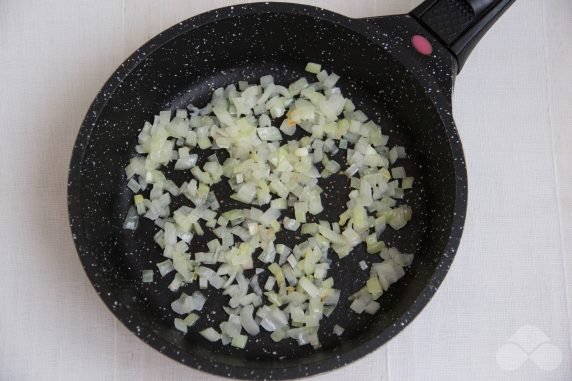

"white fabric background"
[1,0,570,380]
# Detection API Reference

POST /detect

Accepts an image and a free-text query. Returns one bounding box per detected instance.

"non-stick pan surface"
[68,1,512,379]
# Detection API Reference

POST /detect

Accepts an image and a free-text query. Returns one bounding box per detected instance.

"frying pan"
[68,0,515,379]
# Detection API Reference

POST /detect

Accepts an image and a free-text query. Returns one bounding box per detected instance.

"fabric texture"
[0,0,570,380]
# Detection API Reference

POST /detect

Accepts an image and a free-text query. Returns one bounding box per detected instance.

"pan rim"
[67,2,467,379]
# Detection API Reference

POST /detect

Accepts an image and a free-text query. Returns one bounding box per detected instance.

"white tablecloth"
[1,1,570,380]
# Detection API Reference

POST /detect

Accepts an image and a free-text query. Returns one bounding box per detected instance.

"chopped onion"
[174,318,187,333]
[264,276,276,291]
[127,178,141,193]
[299,277,320,299]
[122,206,139,230]
[257,127,282,141]
[175,154,198,170]
[142,270,154,283]
[283,217,301,231]
[349,298,368,314]
[333,324,345,336]
[200,327,221,342]
[240,305,260,336]
[183,313,200,327]
[123,62,416,349]
[391,166,406,179]
[364,301,381,315]
[168,273,185,292]
[401,177,414,190]
[156,259,174,276]
[389,146,406,164]
[231,334,248,348]
[305,62,322,74]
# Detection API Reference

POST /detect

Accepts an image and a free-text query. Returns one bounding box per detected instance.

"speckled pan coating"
[68,2,467,380]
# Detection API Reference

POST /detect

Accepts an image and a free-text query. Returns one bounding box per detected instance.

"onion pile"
[124,62,414,349]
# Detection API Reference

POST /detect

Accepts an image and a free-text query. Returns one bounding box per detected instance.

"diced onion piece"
[168,273,185,292]
[349,298,367,314]
[391,166,406,179]
[156,259,174,276]
[323,73,340,89]
[366,277,382,294]
[257,127,282,141]
[183,313,200,327]
[260,75,274,87]
[364,301,381,315]
[351,203,369,232]
[295,147,308,157]
[134,194,146,215]
[234,183,257,204]
[389,146,407,164]
[294,202,308,223]
[271,328,287,342]
[174,318,187,333]
[127,178,141,193]
[231,334,248,348]
[268,263,285,287]
[240,305,260,336]
[333,324,345,336]
[122,206,139,230]
[175,154,198,170]
[305,62,322,74]
[200,327,221,342]
[299,277,320,298]
[401,177,414,189]
[386,206,412,230]
[271,198,287,209]
[283,217,300,231]
[142,270,154,283]
[264,276,276,291]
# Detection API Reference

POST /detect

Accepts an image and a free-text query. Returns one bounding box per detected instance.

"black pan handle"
[411,0,516,72]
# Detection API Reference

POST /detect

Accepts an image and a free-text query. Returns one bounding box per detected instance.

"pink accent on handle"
[411,35,433,56]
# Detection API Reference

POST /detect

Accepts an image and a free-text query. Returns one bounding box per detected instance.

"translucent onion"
[123,62,416,349]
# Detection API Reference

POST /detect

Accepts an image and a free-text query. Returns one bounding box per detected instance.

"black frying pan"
[68,1,515,379]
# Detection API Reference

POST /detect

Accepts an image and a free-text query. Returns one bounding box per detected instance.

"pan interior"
[75,11,457,372]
